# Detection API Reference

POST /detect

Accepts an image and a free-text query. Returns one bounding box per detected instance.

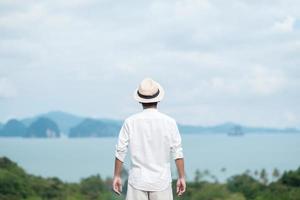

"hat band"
[137,89,160,99]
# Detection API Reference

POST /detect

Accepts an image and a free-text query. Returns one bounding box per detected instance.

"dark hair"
[141,102,158,108]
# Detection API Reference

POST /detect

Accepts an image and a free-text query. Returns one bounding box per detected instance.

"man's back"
[115,108,183,191]
[113,78,186,199]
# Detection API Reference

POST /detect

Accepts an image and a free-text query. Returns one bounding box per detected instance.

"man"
[112,78,186,200]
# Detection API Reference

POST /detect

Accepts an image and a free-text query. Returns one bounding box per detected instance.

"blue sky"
[0,0,299,128]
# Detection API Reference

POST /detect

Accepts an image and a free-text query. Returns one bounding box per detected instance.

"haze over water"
[0,133,299,183]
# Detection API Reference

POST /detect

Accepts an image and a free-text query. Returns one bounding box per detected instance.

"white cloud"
[197,77,242,96]
[247,66,287,95]
[0,0,300,127]
[0,77,17,98]
[175,0,211,17]
[273,16,295,32]
[283,111,298,125]
[0,4,46,28]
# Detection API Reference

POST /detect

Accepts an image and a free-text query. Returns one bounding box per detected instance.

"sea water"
[0,133,299,183]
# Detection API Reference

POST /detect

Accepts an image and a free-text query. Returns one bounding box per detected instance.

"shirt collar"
[142,108,158,112]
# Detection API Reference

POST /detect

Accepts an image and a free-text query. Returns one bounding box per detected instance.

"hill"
[21,111,300,136]
[0,119,27,137]
[178,122,300,134]
[1,110,300,137]
[69,118,121,137]
[22,111,84,135]
[26,117,60,138]
[0,156,113,200]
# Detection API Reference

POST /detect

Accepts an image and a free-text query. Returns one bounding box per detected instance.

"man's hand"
[176,177,186,196]
[113,158,123,195]
[112,176,122,195]
[175,158,186,196]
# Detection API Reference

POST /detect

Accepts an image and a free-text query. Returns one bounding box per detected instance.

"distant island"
[0,111,299,138]
[0,117,60,138]
[69,118,121,138]
[26,117,60,138]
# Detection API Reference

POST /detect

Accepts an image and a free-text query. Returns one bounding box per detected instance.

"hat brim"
[133,83,165,103]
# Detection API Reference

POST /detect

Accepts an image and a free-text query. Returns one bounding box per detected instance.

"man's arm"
[175,158,186,196]
[171,120,186,196]
[112,120,129,195]
[113,157,123,195]
[175,158,185,179]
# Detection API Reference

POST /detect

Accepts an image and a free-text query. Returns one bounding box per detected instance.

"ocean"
[0,133,299,183]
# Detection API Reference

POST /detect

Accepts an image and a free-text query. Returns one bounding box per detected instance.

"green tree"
[279,167,300,187]
[0,157,33,199]
[272,168,280,182]
[80,174,105,200]
[221,167,227,173]
[194,169,202,183]
[29,176,65,199]
[244,169,251,176]
[260,168,268,185]
[227,174,263,199]
[191,183,245,200]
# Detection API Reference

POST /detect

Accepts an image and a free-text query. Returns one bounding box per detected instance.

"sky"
[0,0,299,128]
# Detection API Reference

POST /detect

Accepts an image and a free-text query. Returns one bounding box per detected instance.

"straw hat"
[134,78,165,103]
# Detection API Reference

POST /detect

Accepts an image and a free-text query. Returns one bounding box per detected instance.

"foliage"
[1,156,300,200]
[227,174,264,199]
[280,167,300,187]
[80,175,106,200]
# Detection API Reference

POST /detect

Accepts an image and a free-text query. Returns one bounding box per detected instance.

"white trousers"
[126,183,173,200]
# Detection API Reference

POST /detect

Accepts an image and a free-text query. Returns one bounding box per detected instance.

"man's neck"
[143,106,157,110]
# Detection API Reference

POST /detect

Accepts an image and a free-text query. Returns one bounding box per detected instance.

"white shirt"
[115,108,184,191]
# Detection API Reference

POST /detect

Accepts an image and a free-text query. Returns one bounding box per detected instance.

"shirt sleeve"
[115,120,130,162]
[170,120,184,160]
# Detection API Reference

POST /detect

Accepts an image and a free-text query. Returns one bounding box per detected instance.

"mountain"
[69,118,121,137]
[0,119,27,137]
[179,122,300,134]
[0,122,3,129]
[1,111,299,138]
[26,117,60,138]
[22,111,84,134]
[241,125,300,133]
[178,122,241,134]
